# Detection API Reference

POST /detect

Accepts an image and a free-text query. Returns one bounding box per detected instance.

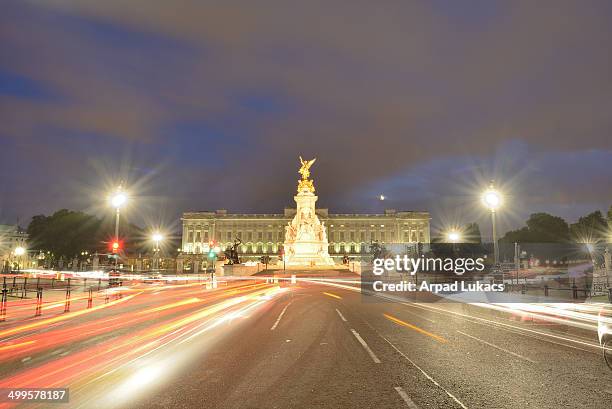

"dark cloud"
[0,0,610,229]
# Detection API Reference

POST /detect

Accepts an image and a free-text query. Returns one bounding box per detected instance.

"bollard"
[64,279,71,313]
[51,277,55,288]
[544,285,549,297]
[0,288,7,321]
[11,276,17,295]
[572,284,578,299]
[84,278,87,289]
[87,288,93,308]
[98,278,101,291]
[608,288,612,304]
[22,277,28,299]
[104,289,109,304]
[35,288,43,316]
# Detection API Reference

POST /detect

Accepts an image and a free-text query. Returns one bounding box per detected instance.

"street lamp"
[109,187,127,271]
[152,232,163,271]
[481,182,502,265]
[14,246,25,272]
[447,231,461,256]
[447,231,461,243]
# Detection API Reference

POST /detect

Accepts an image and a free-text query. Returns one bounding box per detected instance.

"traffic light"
[110,240,122,253]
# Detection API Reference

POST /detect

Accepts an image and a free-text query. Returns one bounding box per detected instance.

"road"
[0,273,611,408]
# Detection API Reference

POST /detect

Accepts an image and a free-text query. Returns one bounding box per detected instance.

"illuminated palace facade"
[181,208,430,262]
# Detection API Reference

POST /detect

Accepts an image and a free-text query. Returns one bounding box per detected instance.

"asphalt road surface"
[1,274,611,409]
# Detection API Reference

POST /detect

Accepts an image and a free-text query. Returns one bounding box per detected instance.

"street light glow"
[482,188,502,210]
[152,233,164,243]
[447,231,461,243]
[110,191,127,208]
[14,246,26,256]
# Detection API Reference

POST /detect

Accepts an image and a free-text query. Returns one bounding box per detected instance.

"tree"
[570,210,608,243]
[501,213,569,243]
[463,222,482,243]
[525,213,569,242]
[26,209,144,263]
[607,205,612,229]
[27,210,103,259]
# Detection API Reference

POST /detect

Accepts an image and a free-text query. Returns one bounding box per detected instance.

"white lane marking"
[271,302,292,331]
[380,333,468,409]
[336,308,347,322]
[456,330,536,363]
[350,329,381,364]
[394,386,419,409]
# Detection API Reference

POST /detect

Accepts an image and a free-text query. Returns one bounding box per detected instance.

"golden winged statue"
[298,156,316,180]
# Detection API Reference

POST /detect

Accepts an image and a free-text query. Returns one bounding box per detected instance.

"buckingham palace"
[180,207,430,262]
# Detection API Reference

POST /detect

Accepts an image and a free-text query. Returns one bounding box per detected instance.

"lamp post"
[152,232,163,271]
[110,188,127,272]
[481,182,502,265]
[447,230,461,254]
[14,246,25,272]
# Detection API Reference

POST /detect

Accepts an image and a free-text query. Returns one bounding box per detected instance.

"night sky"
[1,1,611,236]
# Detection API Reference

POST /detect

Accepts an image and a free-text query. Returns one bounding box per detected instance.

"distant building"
[0,224,29,270]
[179,208,430,268]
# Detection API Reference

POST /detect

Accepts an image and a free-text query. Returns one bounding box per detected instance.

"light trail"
[0,282,286,395]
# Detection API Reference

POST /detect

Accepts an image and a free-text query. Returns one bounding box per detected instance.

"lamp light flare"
[482,188,501,210]
[110,191,127,208]
[379,195,386,201]
[152,233,164,243]
[447,231,461,243]
[14,247,26,256]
